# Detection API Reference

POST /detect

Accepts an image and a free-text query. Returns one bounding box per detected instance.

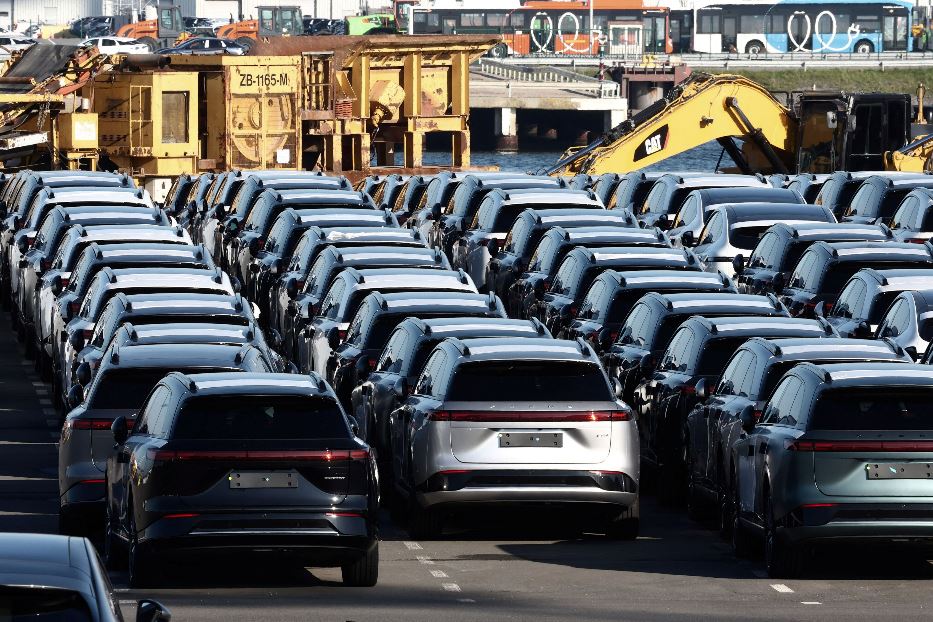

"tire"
[341,542,379,587]
[488,43,508,58]
[138,37,158,53]
[745,40,764,55]
[764,491,802,579]
[685,440,705,522]
[103,497,125,570]
[855,40,874,54]
[606,517,639,540]
[408,498,443,540]
[235,37,254,53]
[730,472,754,558]
[128,507,159,588]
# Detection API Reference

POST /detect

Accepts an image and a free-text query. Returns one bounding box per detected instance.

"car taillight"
[66,418,117,430]
[338,329,347,341]
[429,410,630,422]
[325,512,364,518]
[60,277,70,289]
[680,384,696,395]
[477,238,490,247]
[82,328,93,340]
[366,357,378,371]
[906,237,927,244]
[147,449,370,461]
[68,301,80,316]
[784,440,933,452]
[39,258,50,272]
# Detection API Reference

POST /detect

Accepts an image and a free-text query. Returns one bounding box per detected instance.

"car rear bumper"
[782,503,933,545]
[416,469,638,509]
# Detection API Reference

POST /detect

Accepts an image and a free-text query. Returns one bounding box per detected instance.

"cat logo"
[633,125,669,162]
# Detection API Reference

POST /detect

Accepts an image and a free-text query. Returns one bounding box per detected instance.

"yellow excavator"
[547,72,920,177]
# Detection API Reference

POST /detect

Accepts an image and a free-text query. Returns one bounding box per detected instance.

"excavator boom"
[547,73,798,177]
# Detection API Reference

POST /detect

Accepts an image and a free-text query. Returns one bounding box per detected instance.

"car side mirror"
[739,404,758,433]
[68,330,85,352]
[489,260,499,273]
[813,300,825,317]
[185,201,197,216]
[430,204,441,222]
[76,362,92,386]
[487,239,500,256]
[66,384,84,410]
[853,320,871,339]
[111,415,128,446]
[393,376,409,397]
[532,279,545,300]
[136,599,172,622]
[349,420,360,437]
[695,378,708,401]
[656,213,671,231]
[327,326,341,350]
[286,277,299,300]
[772,272,785,294]
[611,377,623,399]
[732,254,745,275]
[905,345,919,361]
[16,236,28,254]
[639,352,656,375]
[597,328,613,350]
[681,230,695,247]
[50,274,63,296]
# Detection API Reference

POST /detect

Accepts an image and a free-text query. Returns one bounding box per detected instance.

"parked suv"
[873,289,933,360]
[665,187,803,243]
[822,268,933,338]
[685,337,910,533]
[352,317,549,458]
[634,174,769,228]
[732,362,933,577]
[105,372,378,587]
[841,175,933,225]
[634,316,833,500]
[889,187,933,243]
[779,241,933,317]
[736,222,892,295]
[58,342,274,535]
[390,337,638,539]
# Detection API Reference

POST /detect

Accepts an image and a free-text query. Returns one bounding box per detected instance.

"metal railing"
[472,59,621,98]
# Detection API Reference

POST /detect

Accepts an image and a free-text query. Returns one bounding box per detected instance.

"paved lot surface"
[3,321,933,621]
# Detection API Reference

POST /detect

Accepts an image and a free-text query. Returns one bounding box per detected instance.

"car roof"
[270,189,370,205]
[366,291,499,315]
[551,226,665,244]
[659,174,767,188]
[115,292,247,315]
[0,533,94,594]
[813,241,933,262]
[856,268,933,289]
[275,208,393,227]
[645,292,784,315]
[89,243,206,261]
[325,245,443,264]
[406,317,547,339]
[687,316,829,338]
[600,269,730,290]
[343,268,473,291]
[172,371,332,396]
[570,246,696,267]
[522,208,629,227]
[117,322,256,345]
[100,267,227,288]
[445,336,598,363]
[718,203,832,223]
[67,225,187,243]
[497,190,602,207]
[745,337,904,362]
[304,226,423,244]
[798,362,933,387]
[768,222,890,241]
[104,342,252,368]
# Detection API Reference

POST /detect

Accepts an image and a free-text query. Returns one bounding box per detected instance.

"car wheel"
[341,542,379,587]
[103,497,125,570]
[138,36,158,53]
[408,498,443,540]
[764,491,802,578]
[745,41,764,55]
[128,507,159,588]
[685,439,705,522]
[855,40,874,54]
[730,473,754,558]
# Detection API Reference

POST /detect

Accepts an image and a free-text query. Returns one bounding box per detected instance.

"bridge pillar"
[604,109,627,132]
[494,107,518,152]
[630,83,664,113]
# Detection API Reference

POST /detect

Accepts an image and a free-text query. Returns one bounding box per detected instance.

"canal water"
[424,141,725,174]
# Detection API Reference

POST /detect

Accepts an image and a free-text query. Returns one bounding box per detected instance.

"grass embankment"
[715,68,932,97]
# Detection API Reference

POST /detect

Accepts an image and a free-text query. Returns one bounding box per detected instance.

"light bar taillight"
[147,448,370,462]
[785,439,933,452]
[429,410,630,422]
[67,418,122,430]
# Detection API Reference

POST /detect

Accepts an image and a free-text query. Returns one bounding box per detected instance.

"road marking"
[416,555,434,565]
[0,440,54,445]
[42,408,55,416]
[771,584,794,593]
[404,541,423,550]
[31,381,43,387]
[801,602,822,605]
[442,583,461,592]
[118,600,136,606]
[430,570,448,578]
[457,599,476,603]
[38,398,51,406]
[34,389,48,396]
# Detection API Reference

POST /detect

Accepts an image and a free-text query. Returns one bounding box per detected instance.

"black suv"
[508,226,669,317]
[685,337,909,531]
[779,241,933,317]
[841,175,933,225]
[351,317,549,459]
[633,316,833,501]
[105,372,378,588]
[532,246,702,335]
[736,222,892,295]
[821,268,933,338]
[563,269,736,350]
[329,291,507,413]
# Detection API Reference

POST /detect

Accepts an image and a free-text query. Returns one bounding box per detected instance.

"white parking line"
[430,570,448,578]
[42,408,55,416]
[38,399,51,406]
[416,555,434,565]
[442,583,461,592]
[457,599,476,603]
[771,584,794,593]
[801,602,822,605]
[403,541,423,550]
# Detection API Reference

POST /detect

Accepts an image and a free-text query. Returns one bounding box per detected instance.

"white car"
[80,37,150,55]
[0,36,35,56]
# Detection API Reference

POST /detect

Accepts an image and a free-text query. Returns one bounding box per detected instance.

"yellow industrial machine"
[547,72,915,177]
[215,6,303,52]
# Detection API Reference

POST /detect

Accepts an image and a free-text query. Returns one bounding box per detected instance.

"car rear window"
[729,225,772,251]
[90,367,233,409]
[446,361,611,401]
[172,395,350,439]
[0,587,93,621]
[695,337,746,375]
[810,389,933,430]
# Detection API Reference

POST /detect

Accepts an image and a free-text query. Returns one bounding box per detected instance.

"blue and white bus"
[691,0,913,54]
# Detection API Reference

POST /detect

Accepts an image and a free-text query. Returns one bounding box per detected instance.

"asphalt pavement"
[2,319,933,621]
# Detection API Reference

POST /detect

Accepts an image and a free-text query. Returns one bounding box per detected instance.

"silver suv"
[390,336,639,540]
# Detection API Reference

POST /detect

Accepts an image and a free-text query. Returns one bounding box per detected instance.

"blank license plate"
[498,432,563,448]
[866,462,933,480]
[229,471,297,489]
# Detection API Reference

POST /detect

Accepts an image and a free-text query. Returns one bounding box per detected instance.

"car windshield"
[89,367,234,409]
[446,361,611,401]
[172,395,350,439]
[0,587,93,622]
[810,388,933,430]
[729,224,774,251]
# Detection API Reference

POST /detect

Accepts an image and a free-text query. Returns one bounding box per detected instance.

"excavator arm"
[885,133,933,172]
[546,73,799,177]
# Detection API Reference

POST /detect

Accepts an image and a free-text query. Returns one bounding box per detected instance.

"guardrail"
[495,51,933,68]
[472,58,621,98]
